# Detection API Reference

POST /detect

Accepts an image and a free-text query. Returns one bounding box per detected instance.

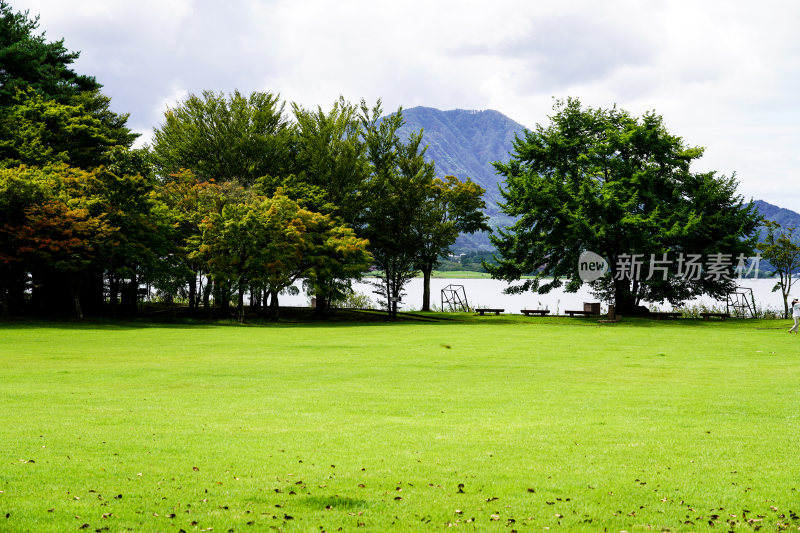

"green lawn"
[1,316,799,532]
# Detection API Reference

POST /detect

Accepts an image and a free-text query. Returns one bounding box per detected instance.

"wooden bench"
[652,311,681,320]
[700,312,730,321]
[521,309,550,316]
[565,310,595,317]
[475,308,504,316]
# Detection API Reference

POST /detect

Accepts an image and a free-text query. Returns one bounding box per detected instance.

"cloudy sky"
[12,0,800,209]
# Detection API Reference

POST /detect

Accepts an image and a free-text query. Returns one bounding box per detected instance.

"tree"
[360,101,427,317]
[1,164,117,318]
[290,97,368,221]
[155,170,231,313]
[299,209,372,318]
[759,220,800,319]
[0,164,49,314]
[488,98,760,314]
[90,161,171,317]
[414,174,489,311]
[0,0,100,105]
[288,97,370,315]
[0,88,137,170]
[196,190,370,322]
[151,90,293,185]
[0,2,137,167]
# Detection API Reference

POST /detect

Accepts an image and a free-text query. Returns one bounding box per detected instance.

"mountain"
[398,107,526,209]
[397,106,800,252]
[397,107,527,251]
[753,200,800,229]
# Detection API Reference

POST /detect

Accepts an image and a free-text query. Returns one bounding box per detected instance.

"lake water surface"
[280,277,790,313]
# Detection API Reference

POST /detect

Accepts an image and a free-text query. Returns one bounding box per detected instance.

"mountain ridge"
[396,106,800,251]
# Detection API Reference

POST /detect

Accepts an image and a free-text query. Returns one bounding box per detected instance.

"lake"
[278,276,790,314]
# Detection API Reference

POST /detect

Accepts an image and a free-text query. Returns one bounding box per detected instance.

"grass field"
[1,315,800,532]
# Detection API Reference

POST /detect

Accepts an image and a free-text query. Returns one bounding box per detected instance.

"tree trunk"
[188,271,197,315]
[389,273,399,320]
[268,289,279,321]
[215,280,230,316]
[203,278,212,315]
[128,272,138,317]
[71,278,83,320]
[613,278,639,316]
[314,293,328,318]
[109,274,119,317]
[237,277,246,323]
[421,264,433,312]
[783,283,790,319]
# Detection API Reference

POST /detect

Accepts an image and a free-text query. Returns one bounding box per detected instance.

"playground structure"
[441,284,470,312]
[727,286,757,318]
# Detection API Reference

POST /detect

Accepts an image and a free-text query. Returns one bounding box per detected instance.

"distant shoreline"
[363,271,779,280]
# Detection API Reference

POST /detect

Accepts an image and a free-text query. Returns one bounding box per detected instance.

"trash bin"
[583,302,601,315]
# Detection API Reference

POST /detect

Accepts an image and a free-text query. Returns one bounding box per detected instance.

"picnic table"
[520,309,550,316]
[565,310,595,317]
[475,308,504,316]
[700,312,730,321]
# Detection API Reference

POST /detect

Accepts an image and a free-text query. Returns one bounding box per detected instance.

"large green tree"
[360,102,427,316]
[290,97,368,222]
[152,90,293,185]
[414,173,489,311]
[287,97,370,315]
[489,98,760,314]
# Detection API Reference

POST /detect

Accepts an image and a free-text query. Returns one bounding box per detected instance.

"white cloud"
[11,0,800,209]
